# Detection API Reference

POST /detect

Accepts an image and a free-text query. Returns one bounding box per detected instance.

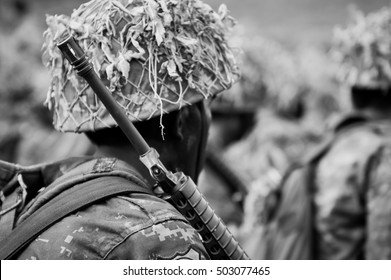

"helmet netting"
[42,0,239,132]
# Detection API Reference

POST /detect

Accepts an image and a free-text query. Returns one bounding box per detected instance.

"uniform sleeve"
[366,145,391,259]
[104,219,210,260]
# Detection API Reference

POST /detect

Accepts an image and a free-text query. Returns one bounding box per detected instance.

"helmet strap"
[193,101,210,184]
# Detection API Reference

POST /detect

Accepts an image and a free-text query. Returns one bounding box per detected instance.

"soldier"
[312,6,391,259]
[6,0,239,260]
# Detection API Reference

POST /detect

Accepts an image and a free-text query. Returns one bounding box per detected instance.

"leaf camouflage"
[331,6,391,89]
[42,0,239,132]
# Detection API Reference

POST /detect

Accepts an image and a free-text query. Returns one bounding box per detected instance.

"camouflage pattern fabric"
[14,158,208,260]
[314,116,391,259]
[42,0,239,133]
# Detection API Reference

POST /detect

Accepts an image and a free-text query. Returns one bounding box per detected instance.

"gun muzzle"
[57,34,150,156]
[57,35,93,77]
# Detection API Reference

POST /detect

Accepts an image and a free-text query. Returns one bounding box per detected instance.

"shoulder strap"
[0,175,152,260]
[16,157,149,225]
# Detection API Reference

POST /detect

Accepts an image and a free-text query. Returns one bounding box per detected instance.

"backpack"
[256,156,321,259]
[0,157,152,260]
[257,115,379,260]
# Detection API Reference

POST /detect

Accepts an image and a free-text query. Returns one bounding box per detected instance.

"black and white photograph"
[1,0,391,278]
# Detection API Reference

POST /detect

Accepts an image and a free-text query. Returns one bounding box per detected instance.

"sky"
[205,0,391,46]
[27,0,391,46]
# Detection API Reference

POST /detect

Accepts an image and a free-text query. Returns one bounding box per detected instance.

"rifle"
[57,35,250,260]
[205,148,248,209]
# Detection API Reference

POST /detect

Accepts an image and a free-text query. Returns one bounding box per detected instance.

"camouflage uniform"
[314,115,391,259]
[14,157,208,260]
[4,0,239,260]
[313,6,391,260]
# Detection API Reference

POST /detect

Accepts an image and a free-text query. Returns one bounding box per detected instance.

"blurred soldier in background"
[217,36,325,257]
[0,0,95,165]
[244,6,391,260]
[0,0,33,162]
[197,36,265,227]
[223,35,313,182]
[257,6,391,260]
[310,6,391,259]
[1,0,239,260]
[196,34,309,230]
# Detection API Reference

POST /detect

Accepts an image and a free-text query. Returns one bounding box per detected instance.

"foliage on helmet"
[211,34,303,115]
[331,6,391,89]
[42,0,239,132]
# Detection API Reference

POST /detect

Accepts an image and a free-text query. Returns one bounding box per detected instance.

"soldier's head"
[205,35,305,150]
[331,6,391,113]
[41,0,239,180]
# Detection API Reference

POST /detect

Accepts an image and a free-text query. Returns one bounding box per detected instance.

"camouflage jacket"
[13,157,208,260]
[313,115,391,259]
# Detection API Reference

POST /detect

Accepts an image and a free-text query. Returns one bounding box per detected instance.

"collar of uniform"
[332,113,369,134]
[16,157,148,225]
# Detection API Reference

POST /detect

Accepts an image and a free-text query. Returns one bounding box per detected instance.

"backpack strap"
[0,175,152,260]
[16,157,149,225]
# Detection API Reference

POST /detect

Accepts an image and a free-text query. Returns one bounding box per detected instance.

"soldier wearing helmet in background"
[6,0,239,260]
[311,6,391,259]
[197,34,308,230]
[196,34,265,228]
[0,0,96,166]
[217,35,322,258]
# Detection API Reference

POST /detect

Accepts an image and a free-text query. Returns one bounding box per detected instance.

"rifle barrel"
[57,35,150,156]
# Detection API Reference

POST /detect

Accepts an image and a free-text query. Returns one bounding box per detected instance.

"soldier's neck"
[358,108,391,121]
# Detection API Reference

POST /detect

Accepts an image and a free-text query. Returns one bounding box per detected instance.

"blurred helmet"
[331,6,391,90]
[211,33,304,116]
[42,0,239,132]
[210,38,266,114]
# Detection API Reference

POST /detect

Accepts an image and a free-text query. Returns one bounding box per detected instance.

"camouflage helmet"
[210,33,267,114]
[211,35,303,115]
[42,0,239,132]
[331,6,391,90]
